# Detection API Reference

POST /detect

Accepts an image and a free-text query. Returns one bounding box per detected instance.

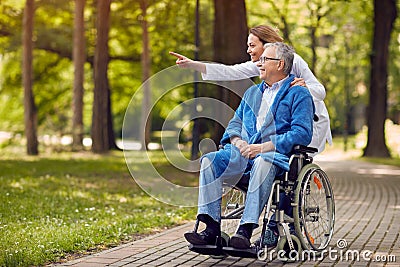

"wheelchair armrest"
[293,145,318,154]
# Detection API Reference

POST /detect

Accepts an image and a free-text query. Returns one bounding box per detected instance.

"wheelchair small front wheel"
[276,235,302,262]
[209,231,230,259]
[293,163,335,252]
[220,231,230,247]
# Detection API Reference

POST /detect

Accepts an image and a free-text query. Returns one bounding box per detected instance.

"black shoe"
[184,228,218,246]
[230,224,254,249]
[230,233,251,249]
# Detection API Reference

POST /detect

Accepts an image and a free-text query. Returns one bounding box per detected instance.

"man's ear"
[277,60,284,71]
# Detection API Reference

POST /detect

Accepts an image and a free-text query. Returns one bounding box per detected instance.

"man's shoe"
[230,233,251,249]
[230,223,254,249]
[184,228,218,246]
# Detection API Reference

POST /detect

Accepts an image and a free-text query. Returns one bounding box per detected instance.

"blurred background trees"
[363,0,397,157]
[0,0,399,157]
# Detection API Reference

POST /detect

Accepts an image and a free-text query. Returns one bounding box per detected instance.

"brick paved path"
[54,156,400,267]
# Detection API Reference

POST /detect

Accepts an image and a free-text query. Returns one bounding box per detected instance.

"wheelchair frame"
[187,145,335,262]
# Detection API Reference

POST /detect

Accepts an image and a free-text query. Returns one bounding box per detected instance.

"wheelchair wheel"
[276,234,302,262]
[221,185,245,236]
[293,163,335,252]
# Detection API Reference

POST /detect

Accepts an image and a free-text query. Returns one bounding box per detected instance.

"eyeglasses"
[259,56,281,64]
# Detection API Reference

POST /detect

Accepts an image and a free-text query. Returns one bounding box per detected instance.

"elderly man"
[185,42,315,249]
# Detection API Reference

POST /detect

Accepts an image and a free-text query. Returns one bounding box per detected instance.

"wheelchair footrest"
[222,246,259,258]
[186,233,229,257]
[188,244,226,257]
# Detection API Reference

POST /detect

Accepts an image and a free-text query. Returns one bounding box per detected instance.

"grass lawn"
[0,150,197,266]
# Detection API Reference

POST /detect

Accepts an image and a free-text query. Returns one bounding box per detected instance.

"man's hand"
[233,139,256,158]
[291,77,307,88]
[240,144,262,159]
[238,141,274,159]
[233,139,248,150]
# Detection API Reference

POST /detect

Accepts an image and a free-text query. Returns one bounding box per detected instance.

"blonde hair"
[249,25,283,44]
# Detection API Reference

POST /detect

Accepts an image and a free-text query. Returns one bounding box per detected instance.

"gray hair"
[263,42,294,75]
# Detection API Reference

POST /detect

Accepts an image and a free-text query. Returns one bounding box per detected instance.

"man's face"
[257,47,281,82]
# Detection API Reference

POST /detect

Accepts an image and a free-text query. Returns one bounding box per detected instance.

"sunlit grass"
[0,150,196,266]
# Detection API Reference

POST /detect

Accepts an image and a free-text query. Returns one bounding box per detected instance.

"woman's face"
[247,33,265,62]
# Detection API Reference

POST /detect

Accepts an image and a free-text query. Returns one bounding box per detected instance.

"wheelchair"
[187,145,335,262]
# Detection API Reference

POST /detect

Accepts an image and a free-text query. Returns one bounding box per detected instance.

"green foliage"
[322,0,373,134]
[0,51,24,132]
[0,151,196,266]
[0,0,399,140]
[0,2,23,52]
[247,0,380,134]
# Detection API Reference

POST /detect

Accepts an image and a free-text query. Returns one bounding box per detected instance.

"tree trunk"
[91,0,112,153]
[72,0,85,150]
[363,0,397,158]
[139,0,151,150]
[22,0,38,155]
[212,0,248,144]
[310,26,317,73]
[191,0,201,160]
[307,2,331,74]
[107,86,118,150]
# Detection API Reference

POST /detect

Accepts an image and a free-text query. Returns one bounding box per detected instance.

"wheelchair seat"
[233,145,318,189]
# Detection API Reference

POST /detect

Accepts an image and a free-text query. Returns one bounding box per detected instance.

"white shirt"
[201,53,332,154]
[257,77,287,131]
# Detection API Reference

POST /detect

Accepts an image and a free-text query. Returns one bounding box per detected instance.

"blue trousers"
[198,146,278,227]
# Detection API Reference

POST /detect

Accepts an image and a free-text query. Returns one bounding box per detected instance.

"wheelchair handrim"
[293,163,335,252]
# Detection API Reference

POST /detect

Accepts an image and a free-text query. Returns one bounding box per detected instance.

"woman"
[170,25,332,153]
